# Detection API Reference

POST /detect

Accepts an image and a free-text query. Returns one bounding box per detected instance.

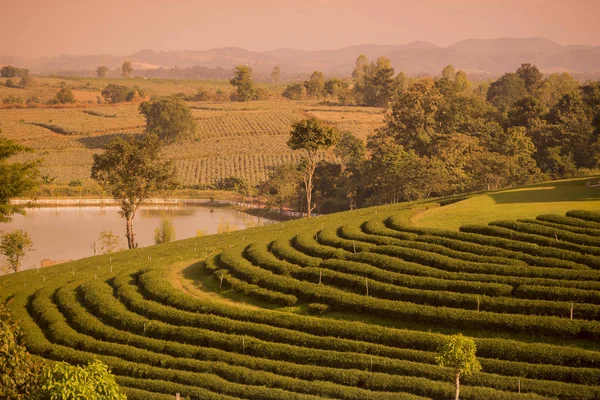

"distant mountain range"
[2,37,599,79]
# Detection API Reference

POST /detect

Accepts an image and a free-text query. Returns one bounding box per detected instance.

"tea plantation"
[1,185,600,399]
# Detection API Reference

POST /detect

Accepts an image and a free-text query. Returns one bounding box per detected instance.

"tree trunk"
[455,372,460,400]
[306,172,312,218]
[125,213,137,249]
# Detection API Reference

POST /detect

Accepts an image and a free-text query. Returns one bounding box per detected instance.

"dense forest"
[271,58,600,214]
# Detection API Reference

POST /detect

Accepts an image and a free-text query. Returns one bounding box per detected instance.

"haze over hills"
[1,37,599,78]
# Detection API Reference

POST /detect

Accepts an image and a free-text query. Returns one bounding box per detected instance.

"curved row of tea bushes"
[349,250,600,296]
[525,218,600,237]
[63,280,567,400]
[136,267,600,368]
[270,238,321,268]
[515,285,600,304]
[459,225,600,266]
[112,274,600,386]
[217,245,600,339]
[370,245,600,281]
[338,224,524,266]
[363,218,593,271]
[566,210,600,224]
[490,220,600,247]
[43,285,428,400]
[386,215,600,268]
[252,237,600,319]
[537,214,600,230]
[25,289,308,400]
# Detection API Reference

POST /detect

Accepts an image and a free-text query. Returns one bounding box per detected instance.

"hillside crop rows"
[2,198,600,399]
[1,99,381,185]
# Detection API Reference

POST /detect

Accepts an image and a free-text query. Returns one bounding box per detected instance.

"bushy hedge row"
[315,228,375,253]
[385,217,589,269]
[292,233,350,260]
[270,238,321,267]
[113,273,438,364]
[41,285,428,400]
[538,214,600,230]
[527,218,600,237]
[370,245,600,282]
[28,288,337,400]
[136,267,600,368]
[73,280,600,398]
[113,273,600,387]
[336,224,523,266]
[515,285,600,305]
[319,258,512,296]
[362,219,417,240]
[218,246,600,339]
[120,385,184,400]
[310,258,600,319]
[203,253,298,306]
[567,210,600,224]
[119,378,236,400]
[459,225,600,267]
[490,220,600,247]
[409,235,600,289]
[350,251,589,292]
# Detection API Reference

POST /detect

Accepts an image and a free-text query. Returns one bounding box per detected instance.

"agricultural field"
[2,180,600,399]
[0,78,385,186]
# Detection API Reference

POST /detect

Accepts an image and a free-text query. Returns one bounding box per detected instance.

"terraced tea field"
[1,77,385,186]
[2,184,600,399]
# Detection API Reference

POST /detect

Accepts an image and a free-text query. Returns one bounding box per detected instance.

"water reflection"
[0,205,273,272]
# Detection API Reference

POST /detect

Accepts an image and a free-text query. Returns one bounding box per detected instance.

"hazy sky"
[1,0,599,57]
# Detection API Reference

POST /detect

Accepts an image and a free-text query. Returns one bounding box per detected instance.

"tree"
[353,56,396,107]
[436,334,482,400]
[1,66,27,78]
[536,72,579,108]
[0,137,39,223]
[270,66,281,84]
[441,64,456,81]
[98,230,121,254]
[96,66,108,78]
[154,216,176,244]
[287,118,340,218]
[121,61,133,77]
[486,73,528,111]
[0,302,42,400]
[516,63,544,94]
[139,96,196,143]
[19,73,33,88]
[0,230,33,273]
[383,78,443,156]
[230,65,256,101]
[282,83,305,100]
[40,360,126,400]
[53,87,76,104]
[305,71,325,98]
[101,84,131,103]
[91,134,177,249]
[264,164,301,213]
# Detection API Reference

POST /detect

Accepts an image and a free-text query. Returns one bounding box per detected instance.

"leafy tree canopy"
[139,96,196,143]
[0,137,39,223]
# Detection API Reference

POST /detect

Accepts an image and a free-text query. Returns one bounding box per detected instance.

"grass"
[1,179,600,398]
[412,176,600,230]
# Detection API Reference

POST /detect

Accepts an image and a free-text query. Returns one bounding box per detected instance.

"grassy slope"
[1,179,600,399]
[412,176,600,230]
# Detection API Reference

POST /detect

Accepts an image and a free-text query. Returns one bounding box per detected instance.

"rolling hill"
[1,178,600,399]
[2,37,600,77]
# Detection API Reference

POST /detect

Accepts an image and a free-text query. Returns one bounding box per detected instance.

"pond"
[0,205,274,272]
